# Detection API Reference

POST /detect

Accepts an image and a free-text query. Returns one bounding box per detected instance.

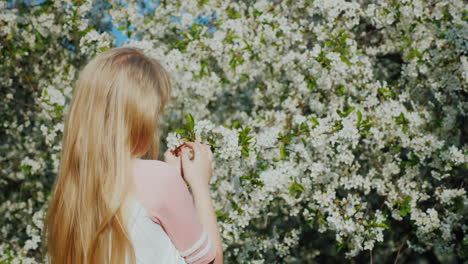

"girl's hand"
[179,140,215,189]
[163,149,182,176]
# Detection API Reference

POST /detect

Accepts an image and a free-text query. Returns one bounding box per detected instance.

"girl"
[42,47,224,264]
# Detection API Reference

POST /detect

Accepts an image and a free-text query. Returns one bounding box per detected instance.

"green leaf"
[171,128,186,135]
[280,144,287,159]
[395,112,410,133]
[299,122,309,133]
[340,33,349,44]
[357,110,362,124]
[241,148,249,157]
[400,207,410,217]
[325,40,334,47]
[336,109,343,117]
[19,164,31,173]
[226,7,241,19]
[289,182,305,195]
[337,242,345,253]
[337,107,355,118]
[378,88,393,98]
[369,222,390,229]
[99,46,109,52]
[306,76,317,90]
[55,106,62,118]
[340,55,352,67]
[215,209,228,221]
[144,18,152,25]
[399,197,412,217]
[185,113,195,132]
[344,106,355,117]
[335,84,346,96]
[198,0,209,6]
[310,117,319,127]
[333,120,344,131]
[232,120,241,129]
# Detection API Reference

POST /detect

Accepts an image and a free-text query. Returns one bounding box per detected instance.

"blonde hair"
[42,46,171,264]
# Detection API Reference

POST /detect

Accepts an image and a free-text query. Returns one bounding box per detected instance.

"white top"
[126,196,186,264]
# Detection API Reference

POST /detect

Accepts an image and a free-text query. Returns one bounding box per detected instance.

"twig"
[0,235,19,250]
[379,198,387,210]
[394,235,408,264]
[357,27,385,41]
[425,0,443,9]
[12,99,39,110]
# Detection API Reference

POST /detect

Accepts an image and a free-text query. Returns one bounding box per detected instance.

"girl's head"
[72,46,172,159]
[42,46,171,264]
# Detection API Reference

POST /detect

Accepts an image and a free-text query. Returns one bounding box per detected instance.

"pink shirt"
[131,158,217,264]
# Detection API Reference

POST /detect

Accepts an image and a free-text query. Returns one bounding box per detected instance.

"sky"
[8,0,217,47]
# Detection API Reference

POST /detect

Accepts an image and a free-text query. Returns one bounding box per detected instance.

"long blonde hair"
[42,46,171,264]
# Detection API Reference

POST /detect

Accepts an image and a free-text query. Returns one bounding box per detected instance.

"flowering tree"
[1,0,467,263]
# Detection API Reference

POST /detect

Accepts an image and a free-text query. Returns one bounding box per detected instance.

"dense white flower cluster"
[1,0,467,263]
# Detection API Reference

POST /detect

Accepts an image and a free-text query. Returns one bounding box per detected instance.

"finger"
[204,143,212,153]
[164,149,176,157]
[180,147,192,164]
[202,144,212,157]
[182,142,201,159]
[199,143,208,153]
[196,140,205,150]
[198,141,209,150]
[172,143,185,156]
[182,141,200,152]
[164,151,175,161]
[170,153,181,161]
[203,144,211,153]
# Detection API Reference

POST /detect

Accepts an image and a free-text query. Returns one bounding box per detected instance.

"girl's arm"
[137,160,217,264]
[190,184,223,264]
[178,141,224,264]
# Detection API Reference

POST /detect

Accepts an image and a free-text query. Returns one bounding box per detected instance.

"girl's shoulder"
[131,158,186,211]
[132,158,179,177]
[132,159,182,185]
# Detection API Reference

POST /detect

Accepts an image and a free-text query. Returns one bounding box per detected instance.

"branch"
[394,235,408,264]
[0,235,20,251]
[12,99,39,110]
[357,27,385,41]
